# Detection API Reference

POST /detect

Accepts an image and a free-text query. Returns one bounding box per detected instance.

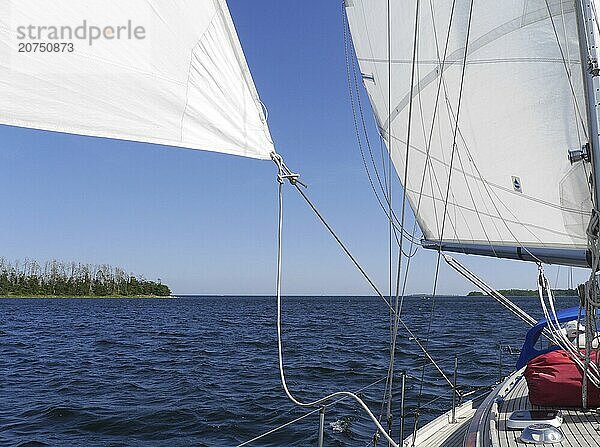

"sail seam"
[388,132,590,216]
[179,6,220,144]
[407,188,588,242]
[179,39,206,143]
[382,3,577,131]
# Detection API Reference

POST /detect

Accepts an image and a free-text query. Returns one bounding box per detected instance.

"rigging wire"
[415,0,475,419]
[342,8,422,250]
[343,7,423,250]
[316,0,597,438]
[415,0,592,389]
[279,159,453,388]
[347,21,391,205]
[251,2,599,445]
[342,6,421,432]
[276,0,568,441]
[387,127,590,218]
[341,0,424,437]
[445,117,497,253]
[389,0,470,260]
[413,0,458,234]
[443,254,538,328]
[355,0,465,438]
[377,39,469,252]
[385,1,421,442]
[387,4,395,403]
[421,26,549,259]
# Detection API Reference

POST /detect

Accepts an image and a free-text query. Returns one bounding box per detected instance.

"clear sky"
[0,0,589,295]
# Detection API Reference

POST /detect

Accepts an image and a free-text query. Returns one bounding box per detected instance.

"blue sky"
[0,0,589,295]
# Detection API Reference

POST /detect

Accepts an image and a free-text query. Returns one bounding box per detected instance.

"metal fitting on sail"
[568,144,591,164]
[270,152,305,187]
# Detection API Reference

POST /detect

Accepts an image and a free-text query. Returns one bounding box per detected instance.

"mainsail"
[0,0,273,159]
[346,0,593,266]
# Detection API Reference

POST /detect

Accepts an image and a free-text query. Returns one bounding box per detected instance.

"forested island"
[468,289,577,297]
[0,258,171,297]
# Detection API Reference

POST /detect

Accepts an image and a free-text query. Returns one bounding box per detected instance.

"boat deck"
[402,395,482,447]
[403,368,600,447]
[490,371,600,447]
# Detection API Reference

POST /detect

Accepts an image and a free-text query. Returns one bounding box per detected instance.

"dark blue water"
[0,295,579,446]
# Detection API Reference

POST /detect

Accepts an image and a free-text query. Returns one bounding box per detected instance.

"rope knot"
[270,151,305,187]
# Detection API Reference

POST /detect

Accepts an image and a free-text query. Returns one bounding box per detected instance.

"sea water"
[0,295,579,446]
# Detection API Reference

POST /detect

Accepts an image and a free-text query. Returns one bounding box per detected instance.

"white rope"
[275,154,454,387]
[270,152,458,446]
[537,265,600,387]
[271,152,400,447]
[235,376,388,447]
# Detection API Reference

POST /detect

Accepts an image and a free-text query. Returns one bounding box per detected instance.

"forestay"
[346,0,593,258]
[0,0,273,159]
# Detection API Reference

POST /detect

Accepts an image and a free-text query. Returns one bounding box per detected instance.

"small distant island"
[0,258,171,297]
[468,288,577,297]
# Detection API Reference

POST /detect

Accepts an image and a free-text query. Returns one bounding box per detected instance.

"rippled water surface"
[0,295,579,446]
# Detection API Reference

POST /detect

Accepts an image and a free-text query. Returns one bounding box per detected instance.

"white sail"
[346,0,592,252]
[0,0,273,159]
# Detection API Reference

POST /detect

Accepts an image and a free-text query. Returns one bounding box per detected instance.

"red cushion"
[524,350,600,407]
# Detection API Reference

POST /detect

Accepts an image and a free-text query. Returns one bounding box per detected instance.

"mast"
[574,0,600,409]
[574,0,600,217]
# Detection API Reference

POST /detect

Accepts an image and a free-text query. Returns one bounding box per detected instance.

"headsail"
[346,0,593,265]
[0,0,273,159]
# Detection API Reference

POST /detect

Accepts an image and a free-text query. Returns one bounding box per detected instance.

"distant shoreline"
[468,289,578,297]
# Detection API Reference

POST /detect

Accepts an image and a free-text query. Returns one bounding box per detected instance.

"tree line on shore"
[468,288,577,297]
[0,258,171,297]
